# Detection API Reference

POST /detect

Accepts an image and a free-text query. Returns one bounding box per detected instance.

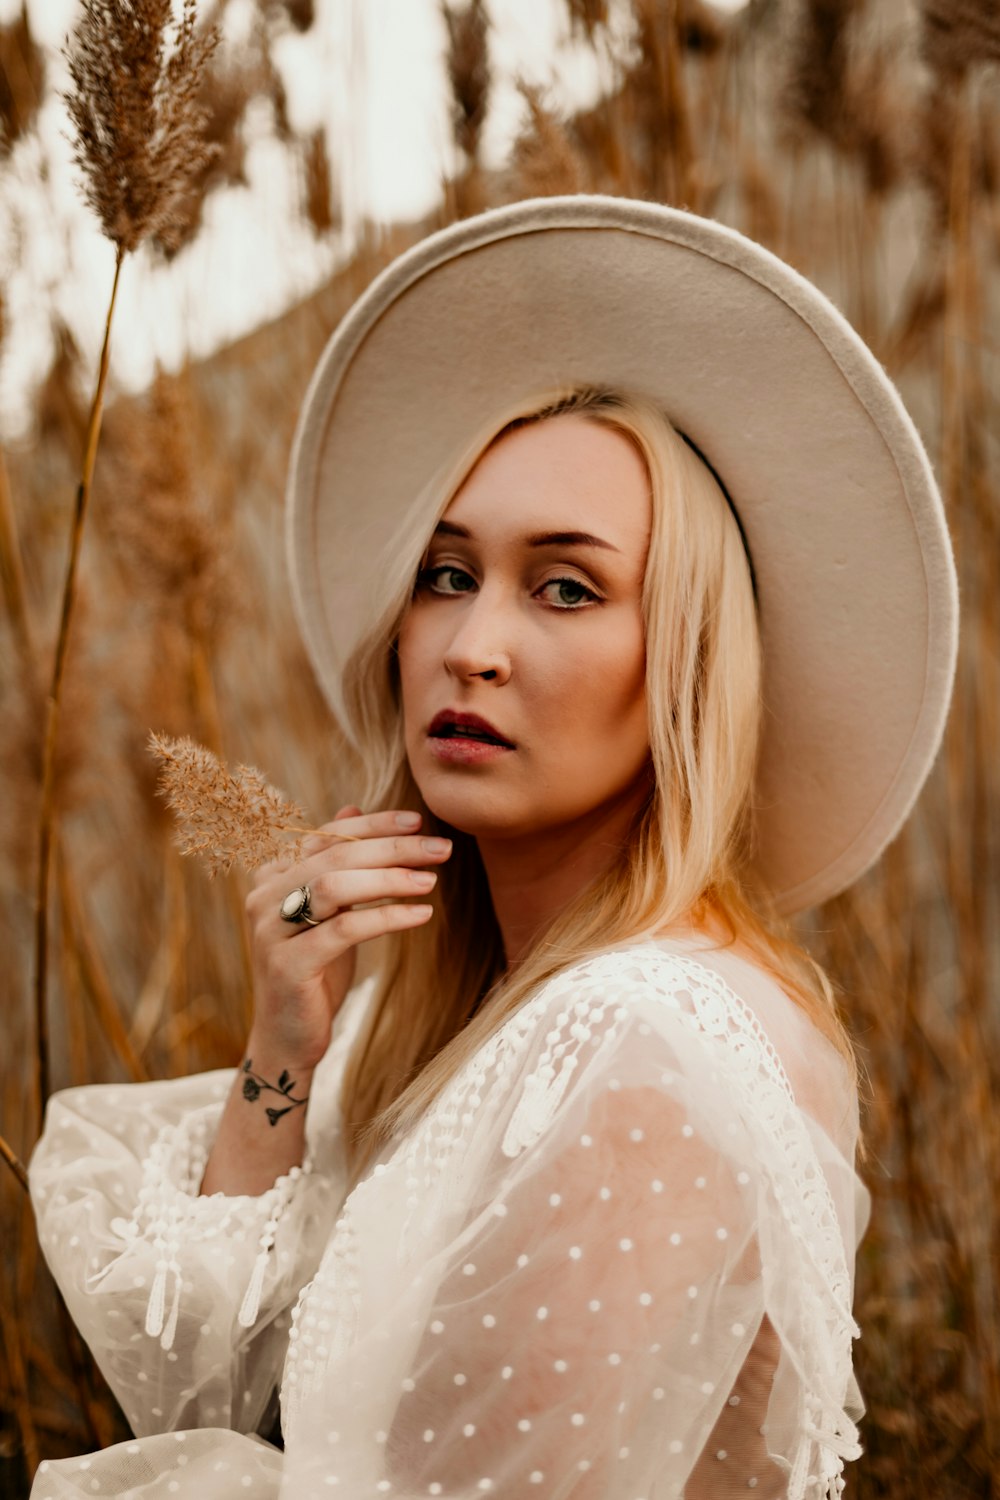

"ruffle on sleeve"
[28,978,376,1442]
[86,1100,313,1350]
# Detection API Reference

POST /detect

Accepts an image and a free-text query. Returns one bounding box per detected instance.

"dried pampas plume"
[921,0,1000,76]
[442,0,491,161]
[64,0,221,254]
[148,731,350,876]
[509,83,585,199]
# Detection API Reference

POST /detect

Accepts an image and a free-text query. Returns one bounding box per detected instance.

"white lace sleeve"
[28,978,374,1442]
[278,946,868,1500]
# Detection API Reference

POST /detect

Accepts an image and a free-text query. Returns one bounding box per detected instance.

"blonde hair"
[339,387,864,1186]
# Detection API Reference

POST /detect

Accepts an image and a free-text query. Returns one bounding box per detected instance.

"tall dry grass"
[0,0,997,1495]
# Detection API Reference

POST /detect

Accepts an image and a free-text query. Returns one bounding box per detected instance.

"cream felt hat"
[285,195,958,916]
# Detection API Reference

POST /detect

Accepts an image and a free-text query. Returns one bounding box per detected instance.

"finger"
[272,866,439,930]
[251,825,449,918]
[300,807,422,857]
[297,832,452,883]
[291,902,436,958]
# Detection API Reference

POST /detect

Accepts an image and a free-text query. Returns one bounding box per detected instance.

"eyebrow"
[432,519,621,553]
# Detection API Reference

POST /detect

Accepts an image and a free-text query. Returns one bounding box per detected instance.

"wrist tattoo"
[240,1060,309,1127]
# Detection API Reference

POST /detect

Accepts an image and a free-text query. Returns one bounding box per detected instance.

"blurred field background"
[1,0,998,1495]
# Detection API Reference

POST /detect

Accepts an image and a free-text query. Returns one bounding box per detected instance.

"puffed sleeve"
[281,947,867,1500]
[28,977,375,1443]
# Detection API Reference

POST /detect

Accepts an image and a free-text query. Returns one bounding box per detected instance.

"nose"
[442,590,512,685]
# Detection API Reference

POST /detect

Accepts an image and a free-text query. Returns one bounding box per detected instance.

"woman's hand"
[244,805,451,1072]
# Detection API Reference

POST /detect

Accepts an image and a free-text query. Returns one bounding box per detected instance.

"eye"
[537,576,600,609]
[416,564,477,595]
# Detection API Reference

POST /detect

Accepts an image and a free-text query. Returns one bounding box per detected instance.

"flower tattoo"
[240,1060,308,1125]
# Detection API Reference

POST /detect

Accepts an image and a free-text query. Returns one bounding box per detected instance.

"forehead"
[442,415,652,554]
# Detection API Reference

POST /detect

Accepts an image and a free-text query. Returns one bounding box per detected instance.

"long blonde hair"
[339,387,864,1186]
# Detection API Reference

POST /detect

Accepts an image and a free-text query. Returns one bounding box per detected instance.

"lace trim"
[494,945,863,1499]
[89,979,374,1354]
[426,944,863,1498]
[88,1102,311,1351]
[280,945,864,1497]
[281,1202,362,1441]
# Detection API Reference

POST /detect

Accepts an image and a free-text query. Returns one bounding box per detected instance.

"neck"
[476,770,654,973]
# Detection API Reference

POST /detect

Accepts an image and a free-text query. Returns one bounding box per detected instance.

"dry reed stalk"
[161,993,218,1057]
[63,899,91,1085]
[55,842,149,1083]
[0,1258,37,1477]
[0,1134,27,1191]
[509,83,586,199]
[940,89,975,509]
[442,0,491,163]
[565,0,609,42]
[921,0,1000,76]
[27,1340,79,1409]
[127,849,184,1057]
[302,127,338,237]
[32,247,123,1118]
[0,3,44,153]
[33,0,222,1121]
[628,0,697,205]
[0,447,34,666]
[183,635,256,1026]
[28,1411,90,1442]
[168,852,194,1077]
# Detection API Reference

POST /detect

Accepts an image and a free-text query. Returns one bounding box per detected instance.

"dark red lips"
[428,710,515,747]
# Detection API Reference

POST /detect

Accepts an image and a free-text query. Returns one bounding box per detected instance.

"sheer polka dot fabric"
[29,937,870,1499]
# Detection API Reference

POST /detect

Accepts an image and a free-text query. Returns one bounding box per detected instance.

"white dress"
[28,934,871,1500]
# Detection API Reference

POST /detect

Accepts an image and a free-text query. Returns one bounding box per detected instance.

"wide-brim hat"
[285,195,958,916]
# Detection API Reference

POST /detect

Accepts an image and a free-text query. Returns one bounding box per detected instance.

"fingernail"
[396,811,422,829]
[421,837,451,854]
[411,871,437,888]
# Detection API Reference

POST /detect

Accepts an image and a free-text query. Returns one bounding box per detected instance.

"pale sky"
[0,0,747,438]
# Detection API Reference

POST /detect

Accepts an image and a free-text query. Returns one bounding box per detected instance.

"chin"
[414,773,538,840]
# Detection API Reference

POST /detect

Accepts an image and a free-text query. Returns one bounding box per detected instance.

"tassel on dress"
[239,1247,269,1330]
[145,1263,168,1340]
[161,1266,182,1351]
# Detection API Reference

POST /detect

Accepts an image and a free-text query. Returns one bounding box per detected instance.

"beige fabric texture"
[285,196,958,913]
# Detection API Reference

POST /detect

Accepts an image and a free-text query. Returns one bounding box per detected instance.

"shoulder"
[503,937,860,1172]
[501,938,866,1282]
[491,941,766,1162]
[533,937,856,1129]
[517,936,784,1086]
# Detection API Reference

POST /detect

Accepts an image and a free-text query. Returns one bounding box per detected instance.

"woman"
[28,198,957,1500]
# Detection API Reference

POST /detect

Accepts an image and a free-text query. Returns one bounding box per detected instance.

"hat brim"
[286,196,958,916]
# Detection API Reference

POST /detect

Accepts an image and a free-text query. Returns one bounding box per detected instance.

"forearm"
[200,1033,316,1197]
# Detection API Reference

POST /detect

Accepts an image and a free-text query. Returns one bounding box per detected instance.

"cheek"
[397,611,432,698]
[526,617,649,793]
[548,615,647,731]
[396,618,424,736]
[603,624,648,751]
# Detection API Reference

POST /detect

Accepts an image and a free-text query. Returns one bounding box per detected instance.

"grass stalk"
[0,446,35,666]
[0,1260,38,1477]
[32,247,124,1123]
[0,1135,28,1192]
[187,631,255,1023]
[56,842,149,1084]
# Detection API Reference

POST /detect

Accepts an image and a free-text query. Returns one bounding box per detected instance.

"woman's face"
[397,413,653,840]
